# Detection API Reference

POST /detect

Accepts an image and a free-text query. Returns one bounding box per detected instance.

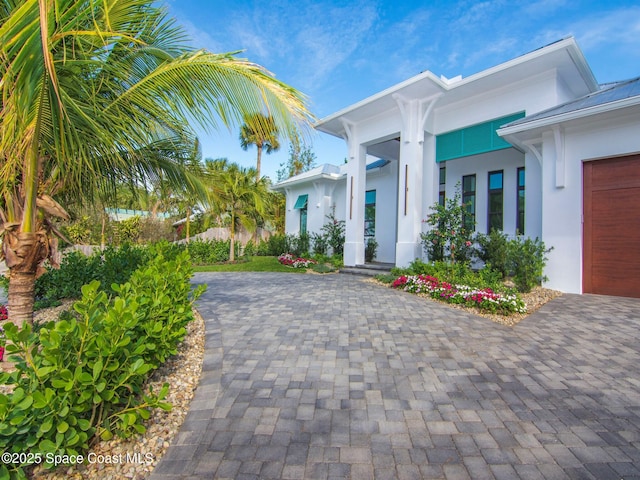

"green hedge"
[0,248,205,478]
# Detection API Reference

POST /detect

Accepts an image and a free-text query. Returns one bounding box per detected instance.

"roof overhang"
[498,95,640,146]
[315,37,598,140]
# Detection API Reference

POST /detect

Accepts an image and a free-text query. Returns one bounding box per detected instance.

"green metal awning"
[436,112,525,163]
[294,194,308,209]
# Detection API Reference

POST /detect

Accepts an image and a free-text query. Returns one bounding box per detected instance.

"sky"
[164,0,640,182]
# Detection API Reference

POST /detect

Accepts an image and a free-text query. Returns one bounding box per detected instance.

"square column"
[344,144,367,266]
[395,136,425,267]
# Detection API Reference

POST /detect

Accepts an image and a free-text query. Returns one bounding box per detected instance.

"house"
[273,37,640,298]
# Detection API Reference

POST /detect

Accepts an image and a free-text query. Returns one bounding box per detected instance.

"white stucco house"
[273,37,640,298]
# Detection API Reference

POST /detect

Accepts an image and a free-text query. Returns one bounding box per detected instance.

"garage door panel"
[583,155,640,298]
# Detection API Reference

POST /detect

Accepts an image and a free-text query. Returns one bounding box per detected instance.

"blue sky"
[165,0,640,181]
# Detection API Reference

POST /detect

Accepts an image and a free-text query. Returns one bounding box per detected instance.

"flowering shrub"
[0,305,7,322]
[392,274,526,315]
[278,253,317,269]
[420,185,474,264]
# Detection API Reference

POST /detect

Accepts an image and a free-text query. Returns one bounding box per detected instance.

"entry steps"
[339,262,394,277]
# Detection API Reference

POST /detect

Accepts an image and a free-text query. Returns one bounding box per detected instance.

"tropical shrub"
[112,216,143,245]
[474,229,511,278]
[508,237,551,293]
[0,249,204,477]
[288,233,310,257]
[186,239,230,264]
[365,238,378,263]
[259,234,289,256]
[420,186,474,264]
[475,232,551,292]
[33,244,150,308]
[311,232,328,256]
[320,212,345,256]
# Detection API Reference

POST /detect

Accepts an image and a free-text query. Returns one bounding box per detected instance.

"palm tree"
[0,0,314,325]
[239,113,281,180]
[205,161,267,261]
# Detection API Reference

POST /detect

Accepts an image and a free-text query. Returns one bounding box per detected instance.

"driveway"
[151,272,640,479]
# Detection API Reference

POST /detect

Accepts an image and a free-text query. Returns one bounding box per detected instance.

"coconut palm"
[205,161,267,261]
[0,0,314,325]
[239,113,281,180]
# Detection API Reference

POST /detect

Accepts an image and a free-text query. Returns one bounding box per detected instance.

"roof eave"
[498,95,640,138]
[272,173,343,191]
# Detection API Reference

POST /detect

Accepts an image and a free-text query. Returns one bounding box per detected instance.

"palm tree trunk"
[8,269,37,326]
[256,145,263,181]
[186,206,191,243]
[4,231,46,326]
[229,214,236,262]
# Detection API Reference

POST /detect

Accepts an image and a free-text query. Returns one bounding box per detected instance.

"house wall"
[363,161,399,263]
[540,108,640,293]
[438,148,526,237]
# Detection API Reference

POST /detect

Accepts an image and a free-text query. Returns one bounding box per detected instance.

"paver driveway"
[151,272,640,479]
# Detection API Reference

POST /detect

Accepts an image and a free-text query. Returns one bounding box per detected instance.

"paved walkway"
[151,272,640,479]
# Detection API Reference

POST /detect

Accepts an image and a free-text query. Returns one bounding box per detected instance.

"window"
[517,167,525,234]
[365,190,376,237]
[439,166,446,206]
[487,170,504,232]
[462,175,476,232]
[294,194,308,235]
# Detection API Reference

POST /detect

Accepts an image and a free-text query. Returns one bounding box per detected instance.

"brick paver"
[150,273,640,479]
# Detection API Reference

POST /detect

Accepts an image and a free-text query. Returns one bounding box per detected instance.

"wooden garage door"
[583,155,640,297]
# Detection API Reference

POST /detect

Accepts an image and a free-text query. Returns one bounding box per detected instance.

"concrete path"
[151,272,640,479]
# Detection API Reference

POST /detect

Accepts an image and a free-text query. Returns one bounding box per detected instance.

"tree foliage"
[0,0,314,324]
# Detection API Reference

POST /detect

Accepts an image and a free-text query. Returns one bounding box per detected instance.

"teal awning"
[436,112,525,163]
[365,190,376,205]
[294,194,308,209]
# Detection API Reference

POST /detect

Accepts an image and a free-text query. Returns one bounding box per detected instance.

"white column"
[394,97,425,267]
[343,123,366,266]
[522,140,543,239]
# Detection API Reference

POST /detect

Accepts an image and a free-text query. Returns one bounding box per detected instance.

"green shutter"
[294,194,308,209]
[436,112,525,163]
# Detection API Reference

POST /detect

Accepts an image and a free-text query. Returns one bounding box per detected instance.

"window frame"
[517,167,525,235]
[487,170,504,232]
[462,174,476,232]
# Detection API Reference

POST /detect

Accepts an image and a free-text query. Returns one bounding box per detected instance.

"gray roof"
[505,76,640,128]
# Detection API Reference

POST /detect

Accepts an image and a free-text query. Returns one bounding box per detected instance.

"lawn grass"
[193,256,307,273]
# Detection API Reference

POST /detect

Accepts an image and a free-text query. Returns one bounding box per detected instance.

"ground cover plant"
[391,273,526,315]
[0,247,204,478]
[277,253,317,268]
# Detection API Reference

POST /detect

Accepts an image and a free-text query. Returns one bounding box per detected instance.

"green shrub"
[243,240,255,257]
[365,238,378,263]
[475,232,551,292]
[475,229,510,278]
[289,233,309,257]
[186,239,230,265]
[420,185,474,264]
[311,232,328,255]
[260,234,289,256]
[508,237,551,293]
[321,212,345,256]
[34,250,101,303]
[98,243,150,290]
[0,248,204,477]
